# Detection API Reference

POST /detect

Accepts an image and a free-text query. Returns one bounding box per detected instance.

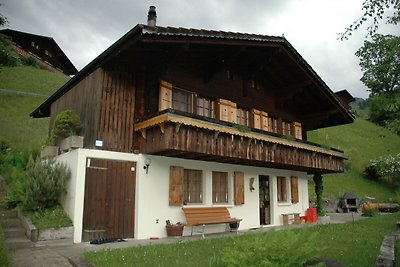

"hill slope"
[0,66,69,149]
[308,118,400,202]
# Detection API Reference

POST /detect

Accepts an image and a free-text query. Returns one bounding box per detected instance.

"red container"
[306,208,317,223]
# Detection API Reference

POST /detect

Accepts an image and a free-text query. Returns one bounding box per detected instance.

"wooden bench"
[282,213,300,225]
[182,207,242,238]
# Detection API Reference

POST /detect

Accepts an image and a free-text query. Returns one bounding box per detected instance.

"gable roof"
[31,24,354,130]
[0,29,78,75]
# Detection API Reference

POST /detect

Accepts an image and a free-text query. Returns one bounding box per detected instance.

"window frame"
[172,87,193,113]
[212,171,229,204]
[196,95,216,119]
[277,176,289,203]
[236,107,249,126]
[183,169,203,204]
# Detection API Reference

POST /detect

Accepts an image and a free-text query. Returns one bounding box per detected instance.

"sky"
[1,0,397,99]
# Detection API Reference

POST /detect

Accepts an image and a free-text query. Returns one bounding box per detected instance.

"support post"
[313,173,324,216]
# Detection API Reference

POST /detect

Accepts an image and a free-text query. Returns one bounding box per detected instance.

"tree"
[339,0,400,40]
[369,91,400,134]
[0,4,8,27]
[355,34,400,95]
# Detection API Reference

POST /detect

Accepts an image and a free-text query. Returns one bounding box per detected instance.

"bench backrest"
[182,207,232,223]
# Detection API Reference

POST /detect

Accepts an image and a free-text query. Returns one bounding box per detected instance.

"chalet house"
[0,29,77,75]
[31,7,354,243]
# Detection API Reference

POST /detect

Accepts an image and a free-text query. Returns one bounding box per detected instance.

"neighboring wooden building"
[335,89,356,110]
[0,29,77,75]
[32,7,354,243]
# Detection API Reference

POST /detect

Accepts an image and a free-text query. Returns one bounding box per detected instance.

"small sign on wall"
[95,140,103,147]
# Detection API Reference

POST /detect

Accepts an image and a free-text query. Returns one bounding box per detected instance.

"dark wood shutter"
[169,166,184,206]
[291,176,299,204]
[234,171,245,205]
[159,80,172,111]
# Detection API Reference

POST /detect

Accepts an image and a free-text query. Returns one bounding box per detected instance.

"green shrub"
[47,109,82,145]
[23,156,70,211]
[371,153,400,188]
[20,56,37,67]
[0,225,10,267]
[220,230,324,267]
[0,33,20,67]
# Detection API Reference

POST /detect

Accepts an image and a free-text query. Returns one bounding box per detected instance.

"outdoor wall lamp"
[249,177,255,192]
[143,158,151,174]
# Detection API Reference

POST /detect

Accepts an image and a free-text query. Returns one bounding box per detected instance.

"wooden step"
[3,227,26,238]
[0,218,21,228]
[0,210,17,219]
[4,237,34,249]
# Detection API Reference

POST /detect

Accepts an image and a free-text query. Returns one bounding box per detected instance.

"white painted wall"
[57,149,309,243]
[135,154,309,239]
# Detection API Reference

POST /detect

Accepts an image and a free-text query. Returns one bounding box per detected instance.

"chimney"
[147,6,157,27]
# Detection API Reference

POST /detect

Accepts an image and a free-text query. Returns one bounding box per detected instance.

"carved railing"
[135,111,347,174]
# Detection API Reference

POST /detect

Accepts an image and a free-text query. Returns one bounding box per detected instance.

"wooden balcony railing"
[134,110,347,174]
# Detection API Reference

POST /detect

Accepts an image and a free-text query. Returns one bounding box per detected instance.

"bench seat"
[182,207,242,238]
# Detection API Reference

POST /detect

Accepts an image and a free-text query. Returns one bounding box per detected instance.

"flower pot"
[166,225,183,237]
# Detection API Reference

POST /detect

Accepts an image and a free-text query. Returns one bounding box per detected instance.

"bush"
[20,56,37,67]
[220,230,323,267]
[363,165,380,181]
[47,109,82,145]
[370,153,400,189]
[0,33,21,67]
[23,156,70,211]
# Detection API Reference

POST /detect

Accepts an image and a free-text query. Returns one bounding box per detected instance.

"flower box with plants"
[165,220,184,237]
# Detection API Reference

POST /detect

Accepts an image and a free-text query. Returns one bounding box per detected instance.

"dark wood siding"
[97,66,136,152]
[83,158,136,241]
[50,65,136,152]
[50,68,104,148]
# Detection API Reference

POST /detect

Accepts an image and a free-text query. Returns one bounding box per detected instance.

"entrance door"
[82,158,136,241]
[259,175,270,225]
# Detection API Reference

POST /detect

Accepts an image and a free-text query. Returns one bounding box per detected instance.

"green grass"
[84,213,400,267]
[23,205,72,230]
[308,118,400,202]
[0,66,68,95]
[0,225,10,267]
[0,66,68,150]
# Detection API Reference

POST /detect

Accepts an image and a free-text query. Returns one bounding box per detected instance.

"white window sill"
[277,202,292,207]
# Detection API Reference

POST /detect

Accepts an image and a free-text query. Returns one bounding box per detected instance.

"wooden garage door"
[82,158,136,241]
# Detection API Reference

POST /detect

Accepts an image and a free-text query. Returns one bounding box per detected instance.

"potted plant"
[165,220,184,237]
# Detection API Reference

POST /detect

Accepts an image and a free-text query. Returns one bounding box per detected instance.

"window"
[45,50,52,58]
[172,87,192,113]
[183,169,203,204]
[197,95,215,118]
[237,107,249,126]
[282,121,292,136]
[277,176,287,202]
[212,172,228,203]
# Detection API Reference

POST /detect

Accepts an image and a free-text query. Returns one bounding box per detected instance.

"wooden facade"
[33,24,354,175]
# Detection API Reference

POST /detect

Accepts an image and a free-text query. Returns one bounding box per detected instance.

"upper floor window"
[172,87,192,113]
[282,121,292,136]
[197,95,215,119]
[212,171,228,203]
[184,169,203,204]
[45,50,52,58]
[237,107,249,126]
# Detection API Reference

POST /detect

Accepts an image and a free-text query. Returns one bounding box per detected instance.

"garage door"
[82,158,136,241]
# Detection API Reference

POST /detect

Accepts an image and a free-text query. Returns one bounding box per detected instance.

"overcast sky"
[1,0,397,98]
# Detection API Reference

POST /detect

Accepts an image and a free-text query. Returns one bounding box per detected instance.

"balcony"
[134,110,347,174]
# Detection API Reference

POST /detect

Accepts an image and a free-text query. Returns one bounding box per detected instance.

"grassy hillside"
[308,118,400,202]
[0,66,69,149]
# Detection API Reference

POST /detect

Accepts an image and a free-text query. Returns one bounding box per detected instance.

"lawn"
[84,213,400,267]
[0,66,69,150]
[308,118,400,202]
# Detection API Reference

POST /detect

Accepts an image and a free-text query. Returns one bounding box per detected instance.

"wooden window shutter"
[291,176,299,204]
[294,122,302,139]
[234,171,244,205]
[261,111,269,131]
[250,109,262,129]
[169,166,184,206]
[159,80,172,111]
